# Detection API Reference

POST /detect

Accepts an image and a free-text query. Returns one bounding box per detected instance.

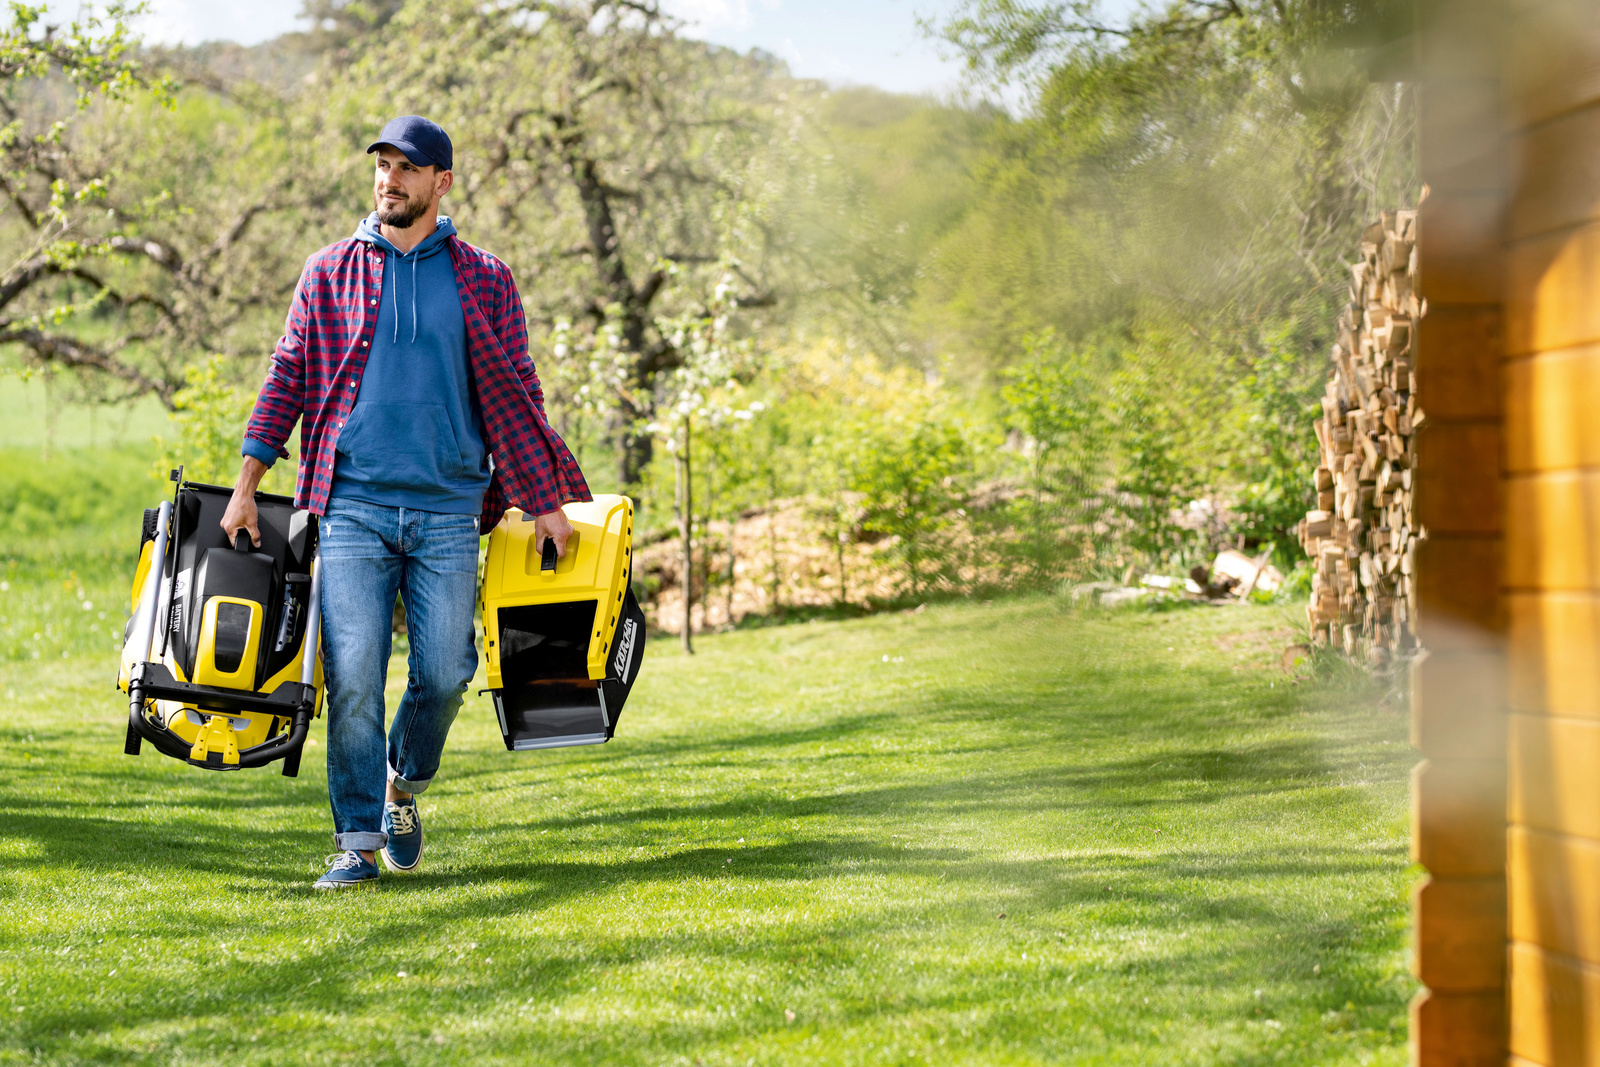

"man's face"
[373,146,451,228]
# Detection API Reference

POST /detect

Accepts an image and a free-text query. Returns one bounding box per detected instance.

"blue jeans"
[319,499,480,852]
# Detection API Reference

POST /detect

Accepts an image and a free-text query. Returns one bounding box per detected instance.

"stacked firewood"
[1296,209,1427,663]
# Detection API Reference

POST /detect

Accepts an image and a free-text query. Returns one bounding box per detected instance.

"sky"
[46,0,1138,97]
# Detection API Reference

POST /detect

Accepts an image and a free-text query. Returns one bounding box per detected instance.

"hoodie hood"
[353,211,456,257]
[353,213,457,343]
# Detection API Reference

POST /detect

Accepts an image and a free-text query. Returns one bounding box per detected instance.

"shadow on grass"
[0,610,1410,1062]
[1,831,1407,1058]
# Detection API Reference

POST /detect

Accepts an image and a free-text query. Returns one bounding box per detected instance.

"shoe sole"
[381,841,422,873]
[313,878,379,890]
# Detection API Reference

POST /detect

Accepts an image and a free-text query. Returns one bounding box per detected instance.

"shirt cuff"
[241,437,280,468]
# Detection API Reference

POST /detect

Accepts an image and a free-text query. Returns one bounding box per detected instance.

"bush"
[851,411,971,599]
[154,356,295,495]
[998,332,1106,587]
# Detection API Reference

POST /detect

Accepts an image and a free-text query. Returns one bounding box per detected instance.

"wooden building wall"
[1501,2,1600,1064]
[1411,1,1600,1064]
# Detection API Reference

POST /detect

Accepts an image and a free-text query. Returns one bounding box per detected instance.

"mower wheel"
[139,507,159,546]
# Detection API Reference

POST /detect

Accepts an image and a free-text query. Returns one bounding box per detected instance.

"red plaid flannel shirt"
[245,234,590,526]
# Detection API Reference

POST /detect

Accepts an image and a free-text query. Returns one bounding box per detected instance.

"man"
[221,115,589,889]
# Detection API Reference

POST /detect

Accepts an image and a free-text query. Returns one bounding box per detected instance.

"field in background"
[0,597,1414,1065]
[0,374,169,454]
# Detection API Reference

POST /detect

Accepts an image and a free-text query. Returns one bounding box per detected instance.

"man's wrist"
[235,457,269,495]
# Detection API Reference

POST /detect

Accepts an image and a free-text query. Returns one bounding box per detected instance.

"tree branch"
[0,324,173,403]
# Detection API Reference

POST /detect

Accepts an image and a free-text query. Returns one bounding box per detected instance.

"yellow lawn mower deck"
[119,473,323,776]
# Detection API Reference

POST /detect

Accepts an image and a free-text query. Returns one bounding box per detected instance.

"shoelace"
[388,803,417,835]
[323,851,364,873]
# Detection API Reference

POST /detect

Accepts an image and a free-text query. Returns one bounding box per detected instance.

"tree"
[924,0,1418,364]
[653,265,756,649]
[852,411,970,600]
[0,2,175,397]
[314,0,786,487]
[1227,323,1321,563]
[1109,367,1199,571]
[999,330,1104,586]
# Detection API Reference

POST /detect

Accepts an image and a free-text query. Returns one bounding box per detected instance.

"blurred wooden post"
[1411,0,1509,1062]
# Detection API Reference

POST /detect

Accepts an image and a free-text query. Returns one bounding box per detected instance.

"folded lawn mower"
[120,472,323,776]
[480,494,646,751]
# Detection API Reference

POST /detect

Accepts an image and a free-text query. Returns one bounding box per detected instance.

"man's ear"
[435,169,453,199]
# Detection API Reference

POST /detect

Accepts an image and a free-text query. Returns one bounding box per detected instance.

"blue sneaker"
[314,850,379,889]
[381,799,423,872]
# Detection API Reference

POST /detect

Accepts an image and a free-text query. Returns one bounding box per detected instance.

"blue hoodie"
[328,213,490,514]
[245,214,491,513]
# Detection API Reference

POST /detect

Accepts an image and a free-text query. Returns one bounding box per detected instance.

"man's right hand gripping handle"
[220,456,269,548]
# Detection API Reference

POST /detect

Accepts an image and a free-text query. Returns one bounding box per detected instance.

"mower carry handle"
[233,530,252,553]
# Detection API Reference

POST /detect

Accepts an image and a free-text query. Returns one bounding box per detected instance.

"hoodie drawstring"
[387,250,421,344]
[390,250,400,344]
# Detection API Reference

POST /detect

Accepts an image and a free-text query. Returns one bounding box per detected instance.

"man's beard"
[374,190,431,228]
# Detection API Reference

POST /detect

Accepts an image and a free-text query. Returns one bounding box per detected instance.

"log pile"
[1296,208,1427,664]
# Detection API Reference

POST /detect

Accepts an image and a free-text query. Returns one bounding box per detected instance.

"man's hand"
[533,509,574,560]
[221,457,269,547]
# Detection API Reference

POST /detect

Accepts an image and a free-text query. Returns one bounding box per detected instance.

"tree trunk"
[726,529,736,626]
[703,450,714,628]
[619,398,654,488]
[677,417,693,654]
[836,530,847,607]
[768,512,780,612]
[563,150,672,489]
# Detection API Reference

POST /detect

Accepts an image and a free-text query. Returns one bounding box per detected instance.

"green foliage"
[154,355,293,494]
[1228,327,1323,565]
[154,355,250,486]
[1109,366,1201,570]
[850,411,971,599]
[998,331,1105,586]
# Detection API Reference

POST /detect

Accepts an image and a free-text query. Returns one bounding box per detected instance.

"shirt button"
[362,341,369,347]
[370,300,376,306]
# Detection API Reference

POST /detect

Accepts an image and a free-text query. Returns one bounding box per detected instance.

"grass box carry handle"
[480,495,646,751]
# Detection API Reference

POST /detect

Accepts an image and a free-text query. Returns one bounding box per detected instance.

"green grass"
[0,372,169,454]
[0,445,170,665]
[0,596,1415,1065]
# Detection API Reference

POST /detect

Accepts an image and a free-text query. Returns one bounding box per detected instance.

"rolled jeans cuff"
[334,831,387,852]
[387,763,433,794]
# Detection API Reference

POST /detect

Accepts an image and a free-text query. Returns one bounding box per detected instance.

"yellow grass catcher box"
[480,494,646,750]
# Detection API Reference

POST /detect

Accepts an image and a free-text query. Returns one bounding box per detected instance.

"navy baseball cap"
[366,115,453,171]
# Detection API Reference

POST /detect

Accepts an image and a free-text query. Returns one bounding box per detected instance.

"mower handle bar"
[127,500,172,670]
[127,696,313,769]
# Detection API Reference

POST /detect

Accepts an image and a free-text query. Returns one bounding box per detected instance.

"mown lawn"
[0,595,1415,1065]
